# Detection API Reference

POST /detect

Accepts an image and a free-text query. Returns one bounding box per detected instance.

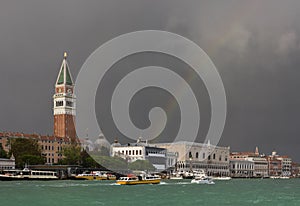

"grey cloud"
[1,0,300,161]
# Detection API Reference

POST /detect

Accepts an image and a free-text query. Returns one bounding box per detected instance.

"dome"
[94,134,111,149]
[82,138,94,152]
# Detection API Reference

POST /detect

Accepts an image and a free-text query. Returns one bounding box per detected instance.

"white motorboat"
[191,176,215,185]
[279,176,290,179]
[213,176,232,181]
[191,169,215,184]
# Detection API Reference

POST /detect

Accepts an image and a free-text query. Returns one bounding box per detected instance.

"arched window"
[56,101,64,107]
[189,152,192,158]
[66,101,73,107]
[195,152,199,159]
[213,153,216,159]
[208,155,211,160]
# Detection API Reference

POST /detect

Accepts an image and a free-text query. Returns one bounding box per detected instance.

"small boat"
[169,172,183,180]
[279,176,290,179]
[170,176,183,180]
[75,171,116,180]
[213,176,232,181]
[0,168,58,181]
[116,174,161,185]
[191,176,215,185]
[191,169,215,184]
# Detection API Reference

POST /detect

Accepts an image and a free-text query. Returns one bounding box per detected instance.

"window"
[136,150,138,156]
[66,101,73,107]
[225,156,228,161]
[56,101,63,107]
[203,153,205,159]
[129,150,131,155]
[195,152,199,159]
[139,150,142,155]
[208,155,211,160]
[219,155,222,161]
[132,150,135,155]
[213,153,216,159]
[189,152,192,158]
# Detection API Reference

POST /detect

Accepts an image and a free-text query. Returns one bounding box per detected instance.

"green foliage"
[59,145,107,168]
[20,155,44,165]
[80,150,100,168]
[10,138,45,168]
[128,159,155,171]
[59,144,82,165]
[0,143,8,158]
[91,155,128,170]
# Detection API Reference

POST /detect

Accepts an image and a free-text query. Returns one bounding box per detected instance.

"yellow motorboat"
[116,174,161,185]
[75,171,116,180]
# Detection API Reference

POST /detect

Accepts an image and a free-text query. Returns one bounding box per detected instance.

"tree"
[80,150,101,168]
[128,160,155,171]
[60,144,82,165]
[0,143,8,158]
[91,155,128,171]
[10,138,45,168]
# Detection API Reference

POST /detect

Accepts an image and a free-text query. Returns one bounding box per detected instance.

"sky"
[1,0,300,161]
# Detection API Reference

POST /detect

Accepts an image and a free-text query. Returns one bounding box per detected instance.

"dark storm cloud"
[1,0,300,160]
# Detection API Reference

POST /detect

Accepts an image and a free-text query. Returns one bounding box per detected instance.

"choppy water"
[0,179,299,206]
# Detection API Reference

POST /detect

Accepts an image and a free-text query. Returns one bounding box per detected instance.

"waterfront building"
[291,162,300,177]
[0,155,15,170]
[230,147,268,178]
[246,157,268,177]
[229,159,254,177]
[154,141,230,176]
[276,156,292,177]
[0,132,72,164]
[111,139,170,171]
[267,151,291,177]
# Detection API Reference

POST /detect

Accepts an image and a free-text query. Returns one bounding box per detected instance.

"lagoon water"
[0,179,299,206]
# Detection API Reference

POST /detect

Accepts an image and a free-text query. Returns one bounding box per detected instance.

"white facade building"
[154,141,230,176]
[246,157,268,177]
[111,139,170,171]
[0,156,15,170]
[230,159,254,177]
[277,156,292,177]
[230,147,269,178]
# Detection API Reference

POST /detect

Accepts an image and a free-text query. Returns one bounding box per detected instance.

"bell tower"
[53,52,76,140]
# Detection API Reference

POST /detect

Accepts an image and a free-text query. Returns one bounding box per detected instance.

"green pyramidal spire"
[56,52,73,85]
